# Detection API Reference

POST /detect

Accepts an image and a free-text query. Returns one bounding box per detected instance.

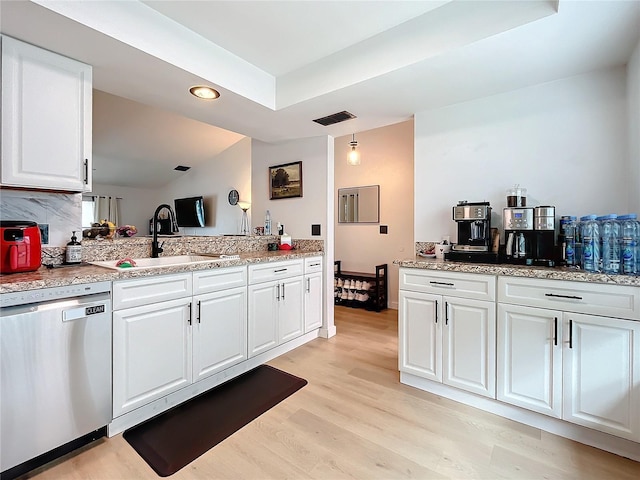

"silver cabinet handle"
[306,278,310,293]
[282,283,285,300]
[276,284,280,301]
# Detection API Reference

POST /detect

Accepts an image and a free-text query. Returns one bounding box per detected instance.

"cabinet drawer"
[304,256,323,274]
[248,260,303,284]
[498,276,640,321]
[193,266,247,295]
[113,273,192,310]
[399,268,496,302]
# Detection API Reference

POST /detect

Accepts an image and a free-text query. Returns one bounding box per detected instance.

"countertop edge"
[1,251,324,294]
[395,258,640,287]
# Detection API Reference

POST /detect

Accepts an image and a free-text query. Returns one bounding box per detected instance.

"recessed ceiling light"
[189,85,220,100]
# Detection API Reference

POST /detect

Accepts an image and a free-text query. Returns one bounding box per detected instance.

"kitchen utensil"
[0,221,42,273]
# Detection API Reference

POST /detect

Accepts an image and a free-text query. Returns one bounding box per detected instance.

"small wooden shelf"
[334,261,388,312]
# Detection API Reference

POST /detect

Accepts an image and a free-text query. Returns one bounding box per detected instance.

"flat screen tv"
[174,196,205,227]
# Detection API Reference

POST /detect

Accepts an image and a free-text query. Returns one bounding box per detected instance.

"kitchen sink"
[90,254,239,270]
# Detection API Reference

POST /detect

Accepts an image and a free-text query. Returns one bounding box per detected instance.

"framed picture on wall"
[269,161,303,200]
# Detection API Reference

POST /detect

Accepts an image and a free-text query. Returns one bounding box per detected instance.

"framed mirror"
[338,185,380,223]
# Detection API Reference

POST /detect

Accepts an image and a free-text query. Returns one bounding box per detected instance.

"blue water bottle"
[581,215,600,272]
[619,214,639,275]
[600,214,620,274]
[560,216,577,265]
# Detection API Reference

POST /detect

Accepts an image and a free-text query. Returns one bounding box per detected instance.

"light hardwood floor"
[23,306,640,479]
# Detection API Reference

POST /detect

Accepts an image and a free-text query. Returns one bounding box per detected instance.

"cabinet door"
[304,272,323,332]
[398,290,442,382]
[279,276,304,343]
[497,304,562,418]
[563,313,640,441]
[113,298,192,417]
[443,297,496,398]
[1,36,92,191]
[193,286,247,381]
[248,281,278,357]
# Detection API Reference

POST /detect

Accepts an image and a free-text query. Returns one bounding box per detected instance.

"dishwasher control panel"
[0,281,111,308]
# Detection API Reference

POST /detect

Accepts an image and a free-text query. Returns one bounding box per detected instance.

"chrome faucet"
[151,204,178,258]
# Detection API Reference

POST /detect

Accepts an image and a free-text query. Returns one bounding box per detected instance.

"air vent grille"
[174,165,191,171]
[312,111,356,126]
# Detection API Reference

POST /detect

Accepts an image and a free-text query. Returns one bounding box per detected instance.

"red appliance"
[0,221,42,273]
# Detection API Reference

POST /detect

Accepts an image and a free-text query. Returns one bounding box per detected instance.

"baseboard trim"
[400,372,640,462]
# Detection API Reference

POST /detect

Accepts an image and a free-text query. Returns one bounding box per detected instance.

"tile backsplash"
[0,190,82,246]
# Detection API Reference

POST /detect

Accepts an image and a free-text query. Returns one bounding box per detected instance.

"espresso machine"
[446,201,498,262]
[533,206,556,267]
[503,207,535,264]
[503,206,556,266]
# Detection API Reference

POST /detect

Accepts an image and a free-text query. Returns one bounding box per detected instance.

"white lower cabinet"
[497,303,563,418]
[497,276,640,442]
[304,256,323,333]
[399,269,496,398]
[248,262,304,357]
[193,286,247,381]
[113,268,248,417]
[562,312,640,441]
[113,296,192,417]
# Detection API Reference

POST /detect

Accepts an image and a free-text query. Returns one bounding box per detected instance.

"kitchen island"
[395,256,640,462]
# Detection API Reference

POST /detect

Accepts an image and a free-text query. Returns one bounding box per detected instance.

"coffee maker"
[503,207,535,264]
[533,206,556,267]
[503,206,556,266]
[446,201,498,262]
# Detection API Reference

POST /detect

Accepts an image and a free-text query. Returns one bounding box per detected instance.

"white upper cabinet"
[1,36,92,191]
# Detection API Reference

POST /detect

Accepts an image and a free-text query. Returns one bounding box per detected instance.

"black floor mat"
[123,365,307,477]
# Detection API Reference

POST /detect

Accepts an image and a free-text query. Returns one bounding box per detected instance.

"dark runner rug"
[123,365,307,477]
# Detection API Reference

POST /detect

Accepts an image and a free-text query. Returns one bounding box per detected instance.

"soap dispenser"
[65,231,82,264]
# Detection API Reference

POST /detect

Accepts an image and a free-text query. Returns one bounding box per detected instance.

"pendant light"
[347,134,361,165]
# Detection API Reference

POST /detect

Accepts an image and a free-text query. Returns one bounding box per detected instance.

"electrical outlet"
[311,224,321,236]
[380,225,388,234]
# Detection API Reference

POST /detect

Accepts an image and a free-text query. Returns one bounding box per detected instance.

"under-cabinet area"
[398,266,640,460]
[109,256,324,433]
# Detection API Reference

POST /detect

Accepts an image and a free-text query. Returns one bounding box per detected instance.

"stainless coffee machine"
[503,207,534,263]
[533,206,556,267]
[503,206,556,266]
[446,201,498,262]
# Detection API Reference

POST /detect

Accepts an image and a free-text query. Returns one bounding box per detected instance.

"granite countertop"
[395,257,640,287]
[0,250,324,294]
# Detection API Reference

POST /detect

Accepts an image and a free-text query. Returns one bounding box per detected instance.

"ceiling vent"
[174,165,191,171]
[312,111,356,126]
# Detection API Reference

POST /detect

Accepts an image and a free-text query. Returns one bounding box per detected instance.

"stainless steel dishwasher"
[1,282,112,479]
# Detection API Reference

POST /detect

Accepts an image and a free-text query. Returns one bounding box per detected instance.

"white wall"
[251,137,329,239]
[415,66,629,244]
[251,136,335,338]
[335,120,414,309]
[158,138,252,235]
[628,38,640,214]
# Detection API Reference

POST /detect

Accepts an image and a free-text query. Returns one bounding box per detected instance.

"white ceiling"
[1,0,639,188]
